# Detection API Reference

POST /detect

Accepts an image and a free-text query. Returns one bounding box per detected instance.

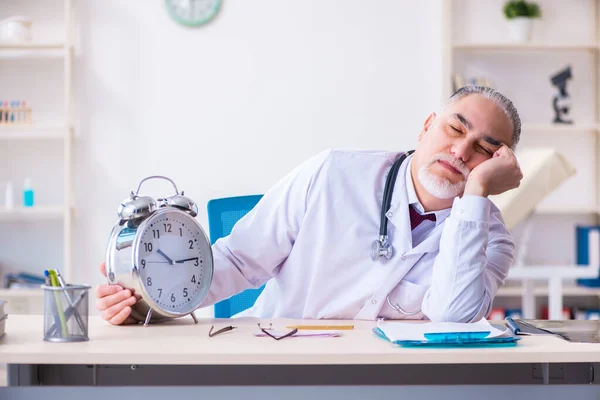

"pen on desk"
[285,325,355,330]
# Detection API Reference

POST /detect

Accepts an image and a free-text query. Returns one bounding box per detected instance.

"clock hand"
[157,249,175,265]
[175,257,198,264]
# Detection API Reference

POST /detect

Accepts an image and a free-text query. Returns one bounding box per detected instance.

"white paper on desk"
[253,330,342,338]
[377,318,508,341]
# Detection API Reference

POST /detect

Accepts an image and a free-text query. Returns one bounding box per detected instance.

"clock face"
[165,0,222,27]
[135,208,212,315]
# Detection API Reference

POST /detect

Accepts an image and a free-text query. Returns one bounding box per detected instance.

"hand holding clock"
[96,262,139,325]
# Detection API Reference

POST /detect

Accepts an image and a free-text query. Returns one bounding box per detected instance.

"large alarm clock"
[105,175,213,326]
[165,0,222,27]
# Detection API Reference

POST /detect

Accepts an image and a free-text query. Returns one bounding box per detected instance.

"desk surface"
[2,315,600,365]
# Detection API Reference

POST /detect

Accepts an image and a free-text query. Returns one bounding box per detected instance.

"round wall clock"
[165,0,222,27]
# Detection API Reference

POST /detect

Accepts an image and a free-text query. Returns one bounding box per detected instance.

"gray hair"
[447,86,521,149]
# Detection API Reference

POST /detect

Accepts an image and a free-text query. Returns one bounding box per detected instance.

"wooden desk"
[3,315,600,386]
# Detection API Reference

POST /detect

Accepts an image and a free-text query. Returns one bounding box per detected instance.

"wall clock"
[165,0,222,27]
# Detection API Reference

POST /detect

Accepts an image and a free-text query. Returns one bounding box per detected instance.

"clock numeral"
[171,293,176,303]
[141,260,146,268]
[179,228,183,237]
[158,288,162,298]
[147,277,152,286]
[153,229,160,239]
[183,288,188,298]
[144,242,153,252]
[164,223,172,233]
[191,275,196,284]
[189,240,194,250]
[194,258,199,267]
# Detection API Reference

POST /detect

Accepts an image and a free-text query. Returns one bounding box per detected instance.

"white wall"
[69,0,444,306]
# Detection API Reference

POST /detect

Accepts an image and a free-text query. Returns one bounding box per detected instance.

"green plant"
[503,0,541,19]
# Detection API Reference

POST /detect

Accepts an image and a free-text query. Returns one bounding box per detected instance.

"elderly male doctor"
[96,85,523,325]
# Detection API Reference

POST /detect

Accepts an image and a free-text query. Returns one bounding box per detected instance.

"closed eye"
[450,125,462,133]
[477,145,493,156]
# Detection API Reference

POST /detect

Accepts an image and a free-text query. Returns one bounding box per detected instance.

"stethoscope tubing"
[374,150,421,316]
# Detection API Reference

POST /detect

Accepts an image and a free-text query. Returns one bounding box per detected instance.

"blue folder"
[372,327,521,348]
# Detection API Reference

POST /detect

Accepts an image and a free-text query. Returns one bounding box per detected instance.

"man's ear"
[418,112,436,141]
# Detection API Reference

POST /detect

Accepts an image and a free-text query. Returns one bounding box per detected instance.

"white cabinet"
[0,0,75,313]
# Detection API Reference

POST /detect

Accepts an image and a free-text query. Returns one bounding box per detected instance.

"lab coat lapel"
[407,223,444,256]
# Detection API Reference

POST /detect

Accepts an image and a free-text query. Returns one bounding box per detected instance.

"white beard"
[417,155,469,199]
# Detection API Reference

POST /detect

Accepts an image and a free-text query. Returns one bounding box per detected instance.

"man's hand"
[464,145,523,197]
[96,262,139,325]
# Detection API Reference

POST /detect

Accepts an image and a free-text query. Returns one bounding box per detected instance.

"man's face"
[413,94,513,199]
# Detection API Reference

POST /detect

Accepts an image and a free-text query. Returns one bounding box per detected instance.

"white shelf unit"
[497,284,600,298]
[0,124,67,140]
[0,288,44,314]
[443,1,600,217]
[0,43,66,59]
[0,0,75,305]
[443,1,600,319]
[452,42,599,51]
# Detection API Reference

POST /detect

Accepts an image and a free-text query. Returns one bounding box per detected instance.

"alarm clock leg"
[190,313,198,324]
[143,308,153,327]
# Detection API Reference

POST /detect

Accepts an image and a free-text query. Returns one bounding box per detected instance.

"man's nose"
[450,141,472,163]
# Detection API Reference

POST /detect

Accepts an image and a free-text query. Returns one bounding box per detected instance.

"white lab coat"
[201,149,515,322]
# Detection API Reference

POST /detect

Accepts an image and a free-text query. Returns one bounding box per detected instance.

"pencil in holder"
[42,283,91,342]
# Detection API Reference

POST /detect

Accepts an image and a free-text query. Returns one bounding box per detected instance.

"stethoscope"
[369,150,422,316]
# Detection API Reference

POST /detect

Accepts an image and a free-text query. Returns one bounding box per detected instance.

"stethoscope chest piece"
[370,236,392,261]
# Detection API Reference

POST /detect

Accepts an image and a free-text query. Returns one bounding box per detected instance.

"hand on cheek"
[464,145,523,197]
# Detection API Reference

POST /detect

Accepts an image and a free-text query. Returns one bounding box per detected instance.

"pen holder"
[42,283,91,342]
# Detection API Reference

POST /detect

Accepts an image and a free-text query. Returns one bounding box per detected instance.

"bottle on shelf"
[23,178,34,207]
[5,181,13,209]
[0,101,7,124]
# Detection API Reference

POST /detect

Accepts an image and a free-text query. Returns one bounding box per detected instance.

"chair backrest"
[207,194,265,318]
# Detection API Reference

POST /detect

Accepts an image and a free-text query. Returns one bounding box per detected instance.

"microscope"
[550,66,573,124]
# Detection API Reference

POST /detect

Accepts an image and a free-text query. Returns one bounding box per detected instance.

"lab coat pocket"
[386,280,429,320]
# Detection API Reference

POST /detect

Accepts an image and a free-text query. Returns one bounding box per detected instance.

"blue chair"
[207,194,266,318]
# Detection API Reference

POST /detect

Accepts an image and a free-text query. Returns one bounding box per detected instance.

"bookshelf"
[0,124,66,140]
[0,205,66,222]
[0,43,66,59]
[0,0,75,313]
[452,42,599,51]
[444,0,600,319]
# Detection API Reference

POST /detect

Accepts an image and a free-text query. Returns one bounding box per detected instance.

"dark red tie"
[409,205,436,230]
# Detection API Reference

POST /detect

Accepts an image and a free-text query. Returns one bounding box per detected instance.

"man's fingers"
[96,283,122,299]
[109,306,133,326]
[101,296,136,322]
[96,289,133,311]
